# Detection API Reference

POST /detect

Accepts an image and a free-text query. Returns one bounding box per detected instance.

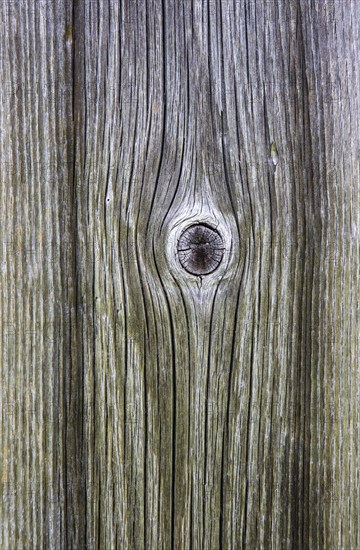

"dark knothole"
[177,224,225,275]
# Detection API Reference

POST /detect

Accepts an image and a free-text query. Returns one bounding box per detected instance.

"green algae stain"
[64,25,73,43]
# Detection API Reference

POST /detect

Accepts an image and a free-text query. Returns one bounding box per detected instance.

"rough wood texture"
[1,1,359,549]
[1,1,74,548]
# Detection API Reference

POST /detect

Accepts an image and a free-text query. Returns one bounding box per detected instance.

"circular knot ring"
[177,224,225,275]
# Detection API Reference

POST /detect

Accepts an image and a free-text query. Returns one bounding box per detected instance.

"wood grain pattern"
[1,1,359,549]
[0,1,75,548]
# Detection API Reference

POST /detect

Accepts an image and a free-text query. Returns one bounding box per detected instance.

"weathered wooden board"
[1,1,359,549]
[0,0,75,548]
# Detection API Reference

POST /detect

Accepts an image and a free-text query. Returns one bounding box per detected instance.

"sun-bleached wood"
[1,1,359,549]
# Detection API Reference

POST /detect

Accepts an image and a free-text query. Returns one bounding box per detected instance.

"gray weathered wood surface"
[1,1,359,549]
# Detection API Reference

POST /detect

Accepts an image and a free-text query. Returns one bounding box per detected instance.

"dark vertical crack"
[64,0,86,547]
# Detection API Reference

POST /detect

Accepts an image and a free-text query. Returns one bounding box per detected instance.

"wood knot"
[177,224,225,275]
